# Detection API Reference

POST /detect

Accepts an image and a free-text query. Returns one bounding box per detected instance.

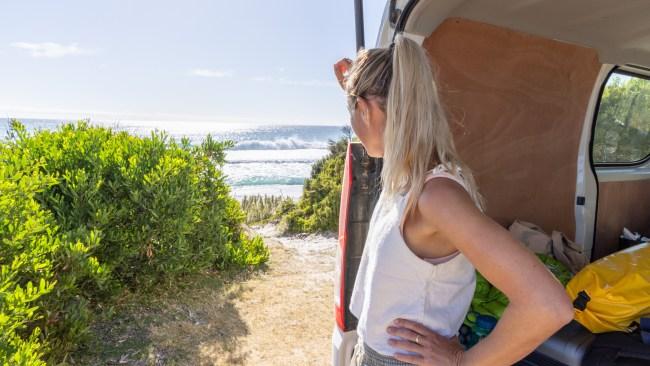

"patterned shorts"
[350,340,416,366]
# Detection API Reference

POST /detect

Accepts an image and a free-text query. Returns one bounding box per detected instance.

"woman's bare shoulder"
[417,176,478,232]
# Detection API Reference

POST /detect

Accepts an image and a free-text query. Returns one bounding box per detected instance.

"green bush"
[280,138,347,233]
[0,146,107,365]
[224,233,270,267]
[1,120,267,364]
[1,159,59,366]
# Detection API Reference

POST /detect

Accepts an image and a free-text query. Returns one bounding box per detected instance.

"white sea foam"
[233,137,328,150]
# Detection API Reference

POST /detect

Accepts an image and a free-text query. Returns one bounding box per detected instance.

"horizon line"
[1,115,348,127]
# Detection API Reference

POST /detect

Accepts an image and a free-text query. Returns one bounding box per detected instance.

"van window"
[593,71,650,164]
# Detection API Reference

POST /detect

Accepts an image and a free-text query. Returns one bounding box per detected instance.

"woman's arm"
[398,178,574,365]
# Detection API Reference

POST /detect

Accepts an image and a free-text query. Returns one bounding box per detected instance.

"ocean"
[0,118,349,200]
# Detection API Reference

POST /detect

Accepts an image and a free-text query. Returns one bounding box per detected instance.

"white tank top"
[349,163,482,357]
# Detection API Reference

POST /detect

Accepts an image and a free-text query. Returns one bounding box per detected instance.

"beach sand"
[206,223,337,365]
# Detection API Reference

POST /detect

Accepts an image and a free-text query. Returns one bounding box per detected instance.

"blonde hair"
[345,34,486,217]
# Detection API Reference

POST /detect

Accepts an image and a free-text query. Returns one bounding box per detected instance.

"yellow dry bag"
[565,242,650,333]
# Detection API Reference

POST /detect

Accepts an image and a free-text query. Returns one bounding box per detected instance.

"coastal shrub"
[281,137,347,233]
[0,120,268,364]
[0,146,109,364]
[224,233,269,267]
[1,159,60,366]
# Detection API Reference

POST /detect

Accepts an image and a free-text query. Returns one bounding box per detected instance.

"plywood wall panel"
[594,179,650,259]
[422,18,601,243]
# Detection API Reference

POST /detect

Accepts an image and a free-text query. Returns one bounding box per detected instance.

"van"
[332,1,650,365]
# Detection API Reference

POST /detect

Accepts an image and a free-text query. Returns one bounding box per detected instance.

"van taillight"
[335,142,353,331]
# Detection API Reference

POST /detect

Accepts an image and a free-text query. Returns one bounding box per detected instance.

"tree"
[593,74,650,163]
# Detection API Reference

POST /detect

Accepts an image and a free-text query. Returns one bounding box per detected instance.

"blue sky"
[0,0,385,125]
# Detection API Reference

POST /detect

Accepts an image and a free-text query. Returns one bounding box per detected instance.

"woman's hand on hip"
[387,318,465,366]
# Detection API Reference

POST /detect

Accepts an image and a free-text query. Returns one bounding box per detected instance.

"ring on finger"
[415,335,420,344]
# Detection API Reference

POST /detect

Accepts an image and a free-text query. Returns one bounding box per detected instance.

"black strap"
[573,290,591,311]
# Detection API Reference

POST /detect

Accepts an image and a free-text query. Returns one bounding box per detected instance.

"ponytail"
[348,33,486,216]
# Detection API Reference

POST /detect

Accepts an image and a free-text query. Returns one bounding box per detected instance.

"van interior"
[392,0,650,263]
[333,1,650,365]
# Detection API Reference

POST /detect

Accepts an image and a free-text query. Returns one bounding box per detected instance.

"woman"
[333,34,574,366]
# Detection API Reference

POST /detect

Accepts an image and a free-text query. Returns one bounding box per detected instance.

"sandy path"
[204,224,338,365]
[72,224,337,366]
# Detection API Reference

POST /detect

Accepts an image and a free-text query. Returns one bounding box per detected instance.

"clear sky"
[0,0,386,125]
